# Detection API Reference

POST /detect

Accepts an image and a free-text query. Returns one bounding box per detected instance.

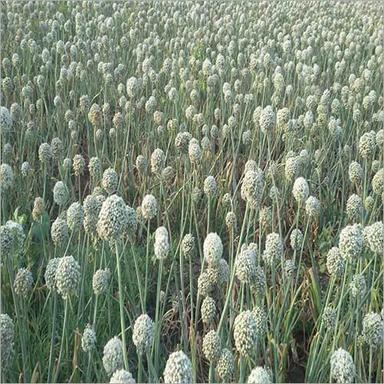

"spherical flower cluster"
[263,233,283,266]
[290,229,303,251]
[55,256,81,299]
[151,148,165,174]
[45,257,60,290]
[235,247,257,284]
[339,224,363,261]
[241,169,264,209]
[3,220,25,255]
[244,160,258,173]
[0,313,14,367]
[203,233,223,266]
[154,226,169,260]
[132,314,154,355]
[103,337,124,376]
[141,194,158,220]
[162,166,175,185]
[73,154,85,176]
[216,348,235,382]
[322,306,337,329]
[188,138,202,164]
[67,202,84,232]
[136,155,147,174]
[285,156,300,181]
[372,168,384,196]
[84,194,105,235]
[163,351,193,384]
[32,197,45,221]
[93,268,110,295]
[14,268,33,297]
[348,161,363,185]
[38,143,52,164]
[84,193,104,217]
[305,196,321,218]
[292,177,309,204]
[21,161,32,177]
[372,160,381,174]
[181,233,195,258]
[277,108,290,130]
[0,163,14,192]
[364,196,375,212]
[0,106,12,134]
[126,76,139,98]
[376,129,384,147]
[198,270,215,297]
[259,206,271,229]
[89,157,102,181]
[349,274,366,299]
[259,105,275,133]
[102,168,119,194]
[175,131,192,153]
[330,348,355,384]
[203,175,217,197]
[346,194,363,221]
[233,310,258,357]
[97,195,130,241]
[252,306,267,338]
[51,137,63,160]
[363,221,383,254]
[202,330,221,363]
[0,225,13,257]
[362,312,383,348]
[218,258,230,286]
[53,181,69,206]
[247,367,272,384]
[51,216,69,248]
[81,324,96,352]
[242,130,252,146]
[88,104,102,127]
[201,296,216,324]
[122,204,136,236]
[226,211,237,229]
[358,131,376,159]
[251,266,266,295]
[110,369,136,384]
[326,247,345,277]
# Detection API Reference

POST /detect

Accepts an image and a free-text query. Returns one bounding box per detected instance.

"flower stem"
[115,242,129,369]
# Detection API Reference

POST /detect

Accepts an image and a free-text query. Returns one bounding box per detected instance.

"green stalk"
[47,292,58,383]
[7,259,29,383]
[144,220,151,309]
[153,258,164,371]
[54,298,69,383]
[115,242,129,369]
[218,203,249,333]
[131,244,145,312]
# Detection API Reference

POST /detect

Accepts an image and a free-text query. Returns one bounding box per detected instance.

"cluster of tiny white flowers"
[233,310,258,357]
[132,314,154,355]
[203,233,223,266]
[102,337,124,376]
[154,226,169,260]
[330,348,356,384]
[163,351,193,384]
[55,256,81,299]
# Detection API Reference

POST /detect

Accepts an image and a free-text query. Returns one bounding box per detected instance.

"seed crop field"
[0,1,383,383]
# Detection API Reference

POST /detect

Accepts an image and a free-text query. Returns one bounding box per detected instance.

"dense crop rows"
[0,0,383,383]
